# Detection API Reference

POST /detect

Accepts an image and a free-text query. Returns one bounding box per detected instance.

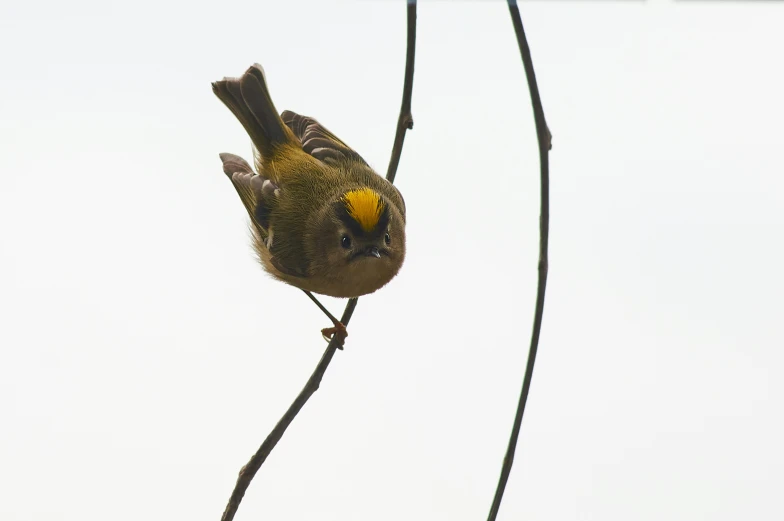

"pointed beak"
[366,246,381,258]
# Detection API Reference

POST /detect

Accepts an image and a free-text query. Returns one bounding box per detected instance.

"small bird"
[212,64,407,340]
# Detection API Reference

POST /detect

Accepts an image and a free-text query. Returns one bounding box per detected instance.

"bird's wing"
[219,153,308,279]
[219,152,277,237]
[281,110,370,167]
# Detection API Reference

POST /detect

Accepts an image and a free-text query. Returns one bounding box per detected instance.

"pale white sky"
[1,1,783,520]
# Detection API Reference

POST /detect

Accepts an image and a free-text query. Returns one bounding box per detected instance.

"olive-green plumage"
[213,64,406,298]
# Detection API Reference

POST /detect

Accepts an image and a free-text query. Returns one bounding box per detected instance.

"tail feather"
[212,64,293,157]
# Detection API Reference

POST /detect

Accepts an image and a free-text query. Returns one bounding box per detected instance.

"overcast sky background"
[1,1,783,520]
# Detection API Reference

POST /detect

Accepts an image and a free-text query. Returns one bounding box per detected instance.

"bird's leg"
[302,290,348,349]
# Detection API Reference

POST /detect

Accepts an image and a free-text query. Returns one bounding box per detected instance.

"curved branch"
[486,2,551,520]
[219,2,417,520]
[386,0,417,184]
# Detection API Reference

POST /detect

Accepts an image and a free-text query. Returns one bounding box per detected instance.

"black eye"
[384,232,391,245]
[341,235,352,249]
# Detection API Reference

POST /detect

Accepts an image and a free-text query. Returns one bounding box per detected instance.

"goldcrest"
[212,64,406,299]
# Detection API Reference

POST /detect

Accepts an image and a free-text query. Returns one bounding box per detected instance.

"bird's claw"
[321,321,348,349]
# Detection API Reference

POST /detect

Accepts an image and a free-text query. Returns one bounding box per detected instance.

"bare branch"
[486,2,551,520]
[219,2,417,520]
[220,300,357,521]
[386,0,417,184]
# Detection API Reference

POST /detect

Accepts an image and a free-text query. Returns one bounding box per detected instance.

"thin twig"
[486,2,551,521]
[386,0,417,184]
[220,300,356,521]
[219,2,417,520]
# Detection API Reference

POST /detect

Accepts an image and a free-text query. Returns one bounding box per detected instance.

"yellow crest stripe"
[342,188,384,232]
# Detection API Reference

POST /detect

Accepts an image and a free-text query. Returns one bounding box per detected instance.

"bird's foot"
[321,321,348,349]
